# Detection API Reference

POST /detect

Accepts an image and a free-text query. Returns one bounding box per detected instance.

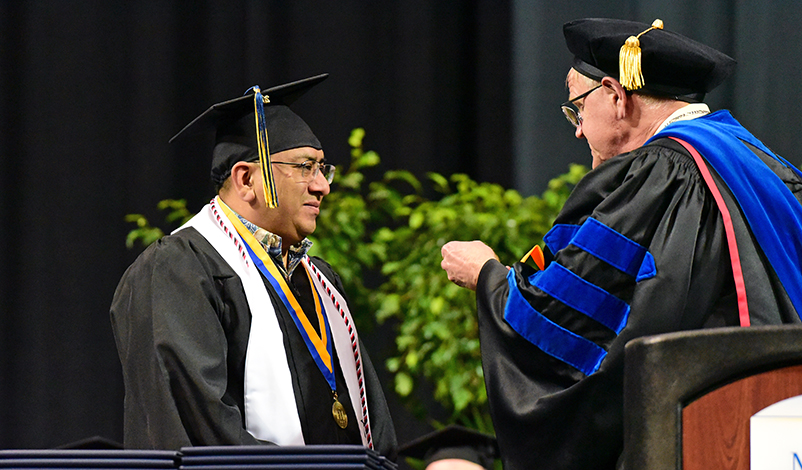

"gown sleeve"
[475,142,734,470]
[110,229,263,449]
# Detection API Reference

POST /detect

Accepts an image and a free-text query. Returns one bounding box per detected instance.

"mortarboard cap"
[563,18,735,102]
[170,73,328,207]
[398,425,499,470]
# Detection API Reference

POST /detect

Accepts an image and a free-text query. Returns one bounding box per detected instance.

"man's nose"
[309,170,331,195]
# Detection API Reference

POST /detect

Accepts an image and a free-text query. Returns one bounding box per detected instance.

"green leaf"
[395,372,414,397]
[348,128,366,149]
[377,293,401,321]
[337,172,364,190]
[430,296,445,315]
[384,170,423,193]
[386,357,400,373]
[124,213,148,226]
[354,150,380,169]
[409,211,425,230]
[427,172,450,193]
[405,351,419,368]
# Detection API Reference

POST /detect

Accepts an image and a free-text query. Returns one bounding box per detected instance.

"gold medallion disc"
[332,398,348,429]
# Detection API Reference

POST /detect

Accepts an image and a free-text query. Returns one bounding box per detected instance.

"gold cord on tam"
[252,87,279,208]
[619,19,664,91]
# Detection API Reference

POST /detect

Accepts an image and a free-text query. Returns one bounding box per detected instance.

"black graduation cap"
[398,425,499,470]
[564,18,735,101]
[170,73,328,207]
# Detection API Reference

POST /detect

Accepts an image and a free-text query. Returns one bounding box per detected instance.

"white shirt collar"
[655,103,711,134]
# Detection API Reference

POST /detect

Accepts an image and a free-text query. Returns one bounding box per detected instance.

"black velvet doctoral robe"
[476,137,802,470]
[110,227,397,459]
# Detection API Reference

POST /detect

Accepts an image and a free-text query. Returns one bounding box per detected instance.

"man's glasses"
[560,84,602,128]
[271,160,336,184]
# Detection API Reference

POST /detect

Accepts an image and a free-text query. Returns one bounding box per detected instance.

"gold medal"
[332,393,348,429]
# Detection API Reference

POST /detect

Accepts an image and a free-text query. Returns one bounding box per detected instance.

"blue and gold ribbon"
[219,201,335,390]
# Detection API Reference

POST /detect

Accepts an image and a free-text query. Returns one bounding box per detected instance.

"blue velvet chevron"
[505,217,655,375]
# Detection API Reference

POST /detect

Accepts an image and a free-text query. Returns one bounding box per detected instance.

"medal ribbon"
[218,202,336,391]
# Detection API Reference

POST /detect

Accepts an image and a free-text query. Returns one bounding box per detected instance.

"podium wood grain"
[682,364,802,470]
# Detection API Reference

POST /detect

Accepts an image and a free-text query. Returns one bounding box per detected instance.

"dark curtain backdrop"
[2,0,802,452]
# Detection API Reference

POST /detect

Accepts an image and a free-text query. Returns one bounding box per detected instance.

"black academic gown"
[110,227,397,459]
[476,137,802,470]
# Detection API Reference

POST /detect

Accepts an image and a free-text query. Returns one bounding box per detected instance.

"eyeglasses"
[561,84,602,128]
[271,160,336,184]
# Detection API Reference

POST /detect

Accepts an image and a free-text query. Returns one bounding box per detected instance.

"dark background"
[2,0,802,452]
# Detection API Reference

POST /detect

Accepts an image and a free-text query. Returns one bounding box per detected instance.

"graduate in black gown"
[441,18,802,470]
[110,74,396,458]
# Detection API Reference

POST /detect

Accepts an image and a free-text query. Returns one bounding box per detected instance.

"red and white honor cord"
[307,260,374,450]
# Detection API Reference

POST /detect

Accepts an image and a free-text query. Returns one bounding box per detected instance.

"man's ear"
[601,76,630,119]
[228,161,258,203]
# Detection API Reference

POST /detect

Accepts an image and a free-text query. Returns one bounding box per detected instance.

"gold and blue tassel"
[249,86,279,208]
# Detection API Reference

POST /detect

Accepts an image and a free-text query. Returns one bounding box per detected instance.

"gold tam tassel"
[619,19,664,91]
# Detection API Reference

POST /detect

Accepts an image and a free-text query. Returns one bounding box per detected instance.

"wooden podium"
[623,325,802,470]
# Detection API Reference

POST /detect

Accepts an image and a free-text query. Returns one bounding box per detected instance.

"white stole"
[178,199,303,445]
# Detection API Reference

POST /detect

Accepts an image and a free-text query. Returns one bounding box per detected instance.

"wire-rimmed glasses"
[271,160,336,184]
[560,84,602,128]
